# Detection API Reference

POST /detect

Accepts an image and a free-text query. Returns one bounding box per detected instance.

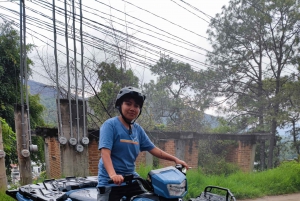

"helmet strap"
[118,106,141,135]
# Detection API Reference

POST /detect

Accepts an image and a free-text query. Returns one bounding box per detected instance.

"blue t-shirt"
[97,116,155,187]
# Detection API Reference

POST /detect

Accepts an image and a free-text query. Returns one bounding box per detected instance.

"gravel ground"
[240,192,300,201]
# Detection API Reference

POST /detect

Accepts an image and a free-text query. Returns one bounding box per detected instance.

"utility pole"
[0,121,7,190]
[15,104,32,185]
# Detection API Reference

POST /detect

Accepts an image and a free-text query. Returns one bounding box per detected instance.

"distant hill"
[28,80,58,125]
[28,80,57,98]
[28,80,219,128]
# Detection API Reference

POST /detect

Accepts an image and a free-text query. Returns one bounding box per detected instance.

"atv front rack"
[189,185,236,201]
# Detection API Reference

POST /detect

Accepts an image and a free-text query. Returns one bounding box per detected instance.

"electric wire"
[19,0,27,150]
[179,0,213,19]
[39,0,212,57]
[64,0,74,139]
[79,0,87,139]
[24,0,210,69]
[121,0,209,39]
[23,1,33,147]
[0,4,212,70]
[71,0,80,144]
[52,0,64,139]
[93,0,213,53]
[169,0,210,23]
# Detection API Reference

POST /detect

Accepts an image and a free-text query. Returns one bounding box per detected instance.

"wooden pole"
[14,104,32,185]
[0,121,8,190]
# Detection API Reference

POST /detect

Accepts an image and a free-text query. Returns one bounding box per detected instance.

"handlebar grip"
[108,179,114,184]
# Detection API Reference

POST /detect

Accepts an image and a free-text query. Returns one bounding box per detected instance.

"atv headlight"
[167,179,186,196]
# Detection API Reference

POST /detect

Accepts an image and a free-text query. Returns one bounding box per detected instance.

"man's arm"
[149,147,189,169]
[101,148,124,185]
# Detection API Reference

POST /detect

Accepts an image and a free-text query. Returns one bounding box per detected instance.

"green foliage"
[0,191,15,201]
[0,22,33,127]
[29,94,45,128]
[88,62,140,127]
[39,96,57,126]
[209,117,240,133]
[198,140,240,176]
[136,164,154,178]
[30,136,45,166]
[136,161,300,200]
[33,171,47,184]
[0,118,17,175]
[185,161,300,200]
[205,0,300,168]
[143,56,210,132]
[0,22,45,173]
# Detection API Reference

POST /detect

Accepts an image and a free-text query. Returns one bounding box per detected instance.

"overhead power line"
[2,1,215,70]
[179,0,214,19]
[169,0,210,23]
[121,0,209,39]
[1,0,219,72]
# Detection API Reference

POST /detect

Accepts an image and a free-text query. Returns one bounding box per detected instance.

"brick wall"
[46,134,256,177]
[184,139,198,168]
[136,151,147,169]
[226,141,254,172]
[46,137,61,179]
[88,139,101,176]
[158,139,176,167]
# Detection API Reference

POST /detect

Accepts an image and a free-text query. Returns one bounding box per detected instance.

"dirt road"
[240,192,300,201]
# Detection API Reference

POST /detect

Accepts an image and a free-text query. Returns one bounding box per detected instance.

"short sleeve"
[138,126,155,152]
[99,121,114,150]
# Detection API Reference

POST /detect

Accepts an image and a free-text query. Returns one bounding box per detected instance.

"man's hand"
[110,174,124,185]
[175,159,189,170]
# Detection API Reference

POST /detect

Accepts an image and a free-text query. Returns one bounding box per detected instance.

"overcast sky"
[0,0,230,115]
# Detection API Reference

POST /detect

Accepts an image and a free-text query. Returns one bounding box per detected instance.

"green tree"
[0,22,45,173]
[144,57,208,132]
[279,79,300,155]
[88,62,140,126]
[0,22,33,127]
[0,118,17,175]
[28,94,46,167]
[206,0,300,168]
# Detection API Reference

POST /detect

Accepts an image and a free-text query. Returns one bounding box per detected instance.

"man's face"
[121,98,141,121]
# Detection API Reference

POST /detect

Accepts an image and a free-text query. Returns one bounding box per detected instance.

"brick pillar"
[226,141,256,172]
[88,139,101,176]
[45,137,61,178]
[136,151,146,169]
[184,139,199,168]
[158,139,176,167]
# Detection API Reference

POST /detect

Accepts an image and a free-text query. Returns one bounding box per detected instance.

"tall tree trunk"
[260,140,265,170]
[292,120,300,155]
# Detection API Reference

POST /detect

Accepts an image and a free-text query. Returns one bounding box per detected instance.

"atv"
[6,164,235,201]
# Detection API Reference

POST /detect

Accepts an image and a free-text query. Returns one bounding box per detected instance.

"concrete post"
[145,152,153,166]
[59,99,89,177]
[14,104,32,185]
[0,121,8,190]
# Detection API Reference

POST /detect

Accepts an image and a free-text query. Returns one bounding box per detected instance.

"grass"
[0,191,15,201]
[136,161,300,200]
[184,161,300,200]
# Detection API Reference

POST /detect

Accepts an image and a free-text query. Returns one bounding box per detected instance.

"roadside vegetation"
[137,160,300,200]
[0,192,15,201]
[1,160,299,201]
